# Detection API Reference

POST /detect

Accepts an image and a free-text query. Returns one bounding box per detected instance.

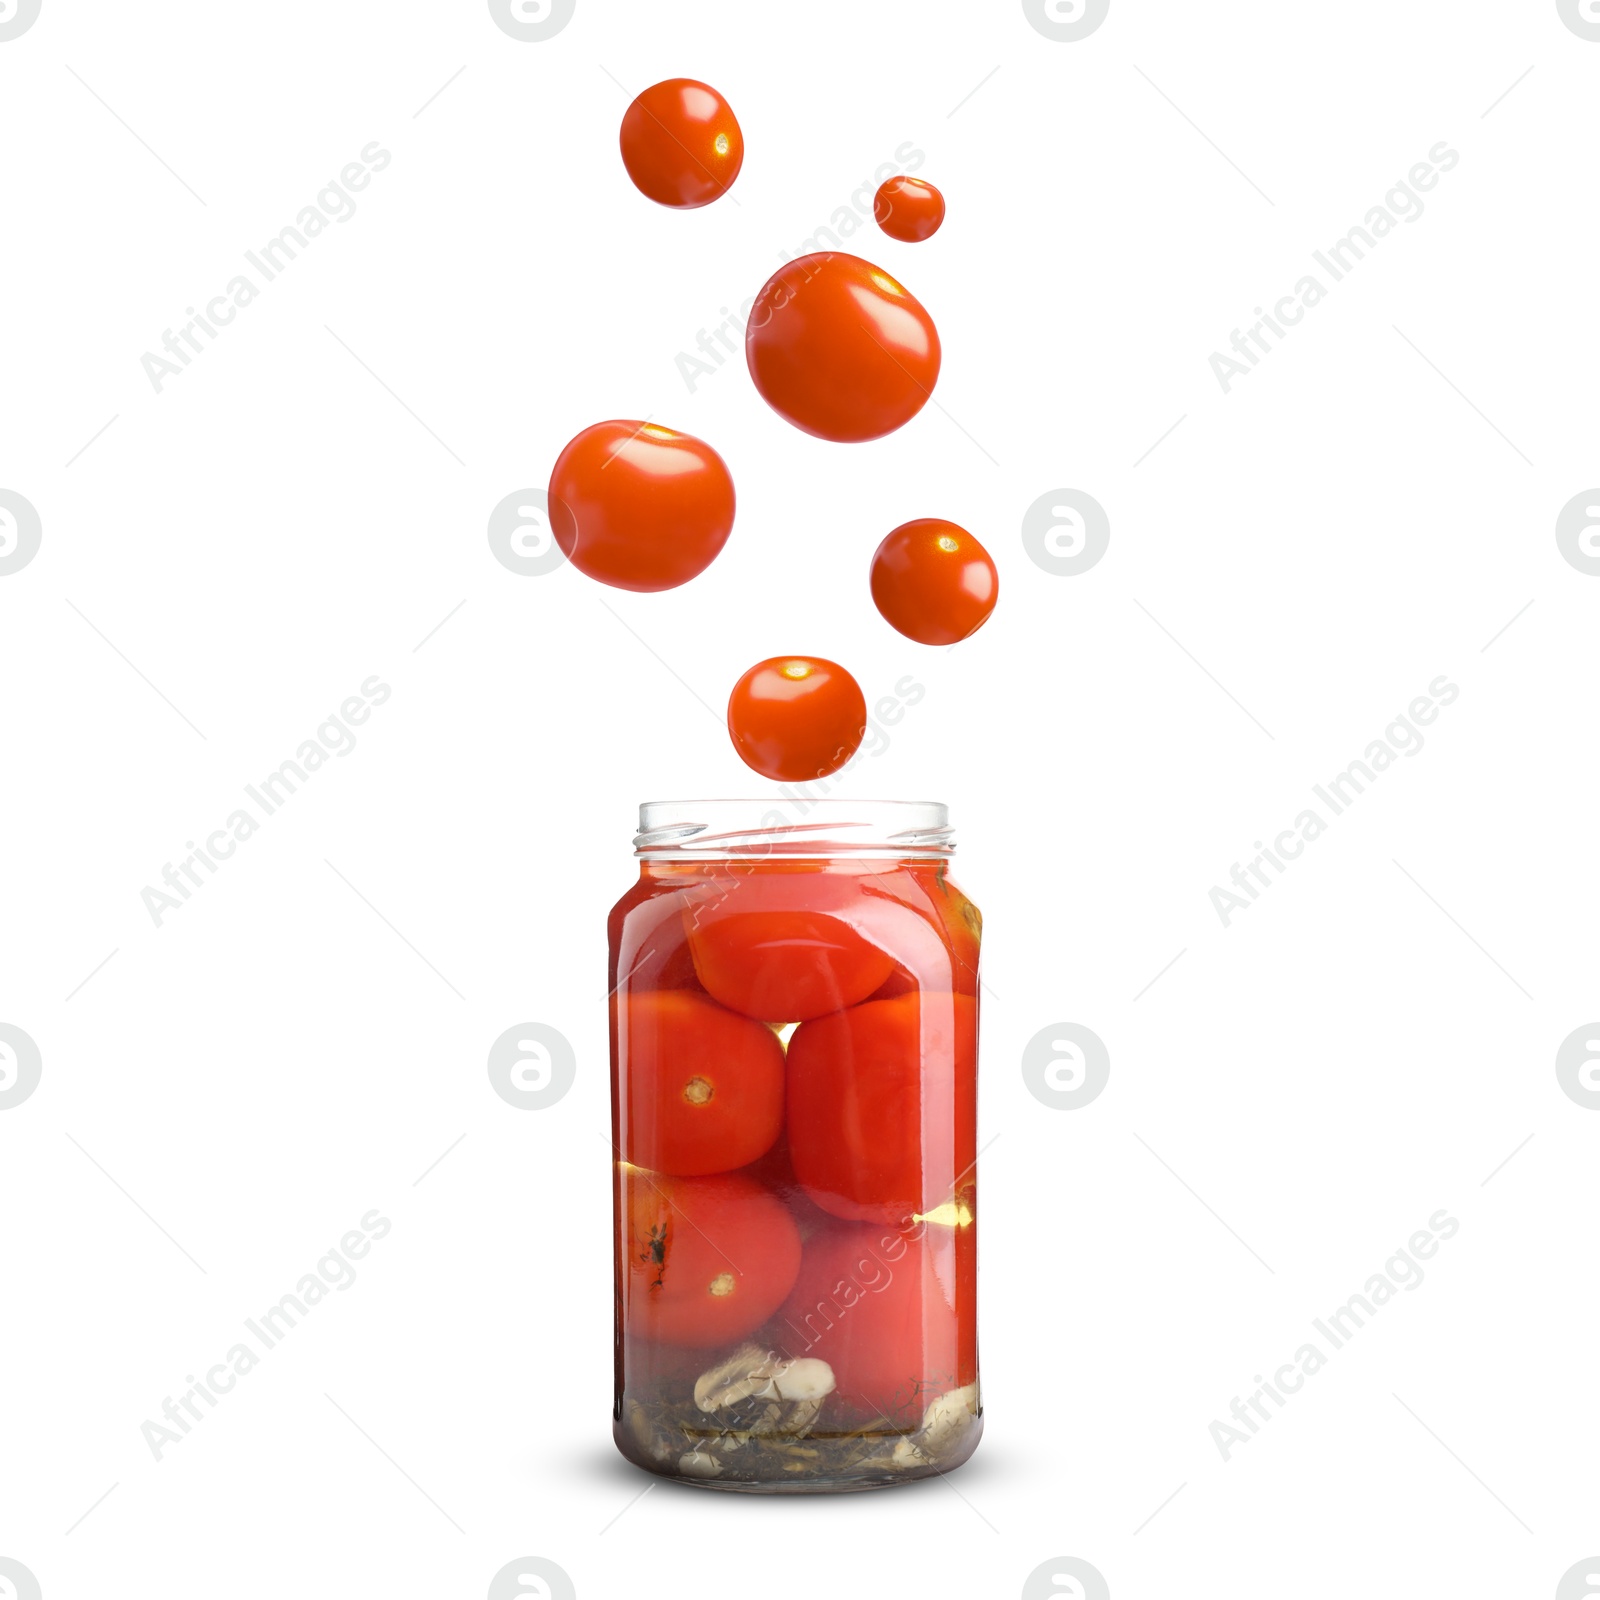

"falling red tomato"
[619,78,744,209]
[874,176,946,242]
[744,253,941,443]
[548,420,735,592]
[870,518,999,645]
[725,656,866,781]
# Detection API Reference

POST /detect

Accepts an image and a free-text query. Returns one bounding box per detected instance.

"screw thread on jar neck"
[634,799,953,860]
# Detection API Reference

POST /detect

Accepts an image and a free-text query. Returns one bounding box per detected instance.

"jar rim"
[635,798,953,859]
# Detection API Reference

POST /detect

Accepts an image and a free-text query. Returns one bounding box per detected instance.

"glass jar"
[609,799,981,1492]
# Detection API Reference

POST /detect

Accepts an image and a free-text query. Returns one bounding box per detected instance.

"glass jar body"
[609,845,981,1492]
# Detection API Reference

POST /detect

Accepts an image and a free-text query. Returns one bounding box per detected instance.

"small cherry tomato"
[619,78,744,209]
[622,1170,801,1348]
[619,991,785,1176]
[786,992,977,1224]
[874,176,945,242]
[773,1221,976,1425]
[548,420,735,592]
[725,656,867,782]
[744,253,941,443]
[685,870,895,1022]
[870,519,998,645]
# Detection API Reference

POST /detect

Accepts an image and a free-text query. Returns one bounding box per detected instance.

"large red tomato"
[684,869,895,1022]
[744,253,941,443]
[619,79,743,209]
[619,991,784,1176]
[621,1171,801,1349]
[772,1222,976,1425]
[549,420,735,592]
[786,992,977,1223]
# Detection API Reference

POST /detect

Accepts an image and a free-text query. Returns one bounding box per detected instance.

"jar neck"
[634,799,953,862]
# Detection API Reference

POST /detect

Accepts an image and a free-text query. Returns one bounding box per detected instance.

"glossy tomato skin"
[619,991,784,1175]
[621,1170,801,1349]
[786,992,978,1225]
[874,176,946,242]
[773,1221,977,1427]
[619,78,744,208]
[684,867,895,1022]
[726,656,867,782]
[744,253,941,442]
[870,519,999,646]
[549,420,735,592]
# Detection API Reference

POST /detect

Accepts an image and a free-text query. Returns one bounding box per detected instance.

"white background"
[2,2,1597,1597]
